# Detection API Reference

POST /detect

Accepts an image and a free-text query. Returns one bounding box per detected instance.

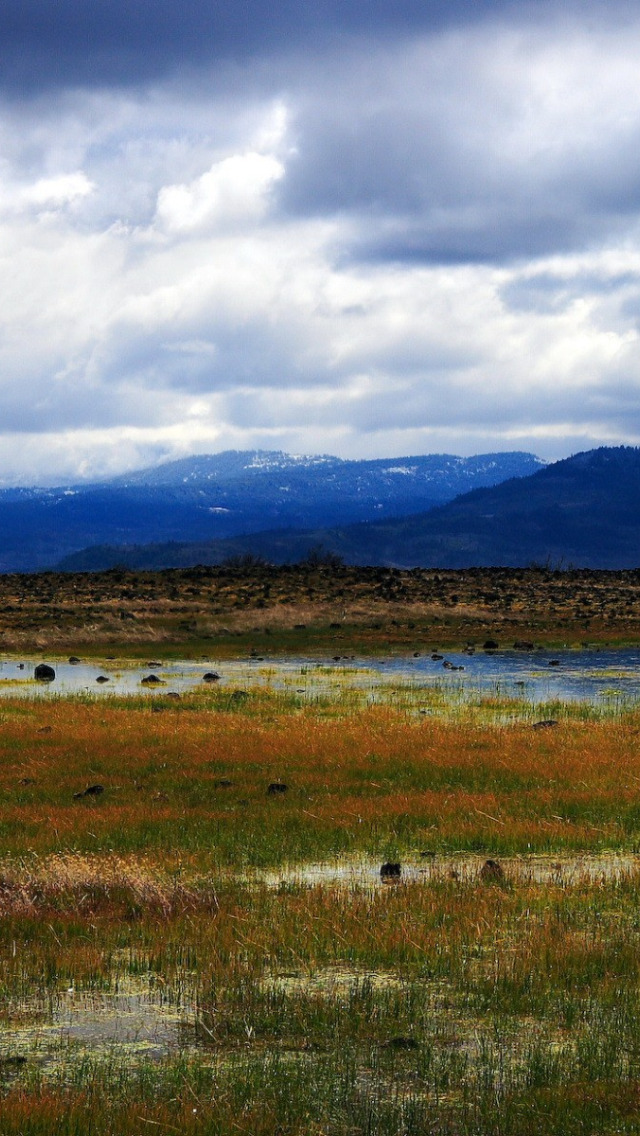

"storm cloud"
[0,0,640,483]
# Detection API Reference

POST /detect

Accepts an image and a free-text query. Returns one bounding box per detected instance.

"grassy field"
[1,569,640,1131]
[3,562,640,655]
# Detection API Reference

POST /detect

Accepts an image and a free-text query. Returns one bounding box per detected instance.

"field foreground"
[0,667,636,1134]
[0,567,640,1132]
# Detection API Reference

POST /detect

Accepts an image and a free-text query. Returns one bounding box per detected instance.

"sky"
[3,0,640,483]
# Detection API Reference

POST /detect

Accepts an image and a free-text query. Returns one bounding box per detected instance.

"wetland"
[2,565,640,1133]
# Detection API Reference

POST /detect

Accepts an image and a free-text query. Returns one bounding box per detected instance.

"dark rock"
[532,719,559,729]
[146,661,162,667]
[420,850,436,859]
[479,859,504,883]
[214,778,233,788]
[166,692,181,700]
[380,1036,419,1051]
[0,1055,26,1067]
[73,784,104,800]
[442,660,453,669]
[267,782,288,795]
[68,656,81,664]
[483,640,499,650]
[230,690,249,703]
[34,664,55,682]
[96,675,109,684]
[380,861,402,880]
[513,640,534,651]
[431,653,443,661]
[548,659,560,666]
[202,672,221,683]
[413,652,421,657]
[141,674,163,685]
[18,778,35,786]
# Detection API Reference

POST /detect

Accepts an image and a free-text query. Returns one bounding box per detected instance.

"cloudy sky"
[2,0,640,483]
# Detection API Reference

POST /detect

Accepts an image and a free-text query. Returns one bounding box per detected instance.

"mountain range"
[57,446,640,573]
[0,449,543,572]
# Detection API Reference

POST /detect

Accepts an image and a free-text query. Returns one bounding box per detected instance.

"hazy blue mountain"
[0,448,542,571]
[56,447,640,572]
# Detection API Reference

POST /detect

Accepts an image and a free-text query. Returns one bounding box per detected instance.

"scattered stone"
[202,672,221,683]
[267,782,288,795]
[18,778,35,786]
[431,653,443,661]
[166,692,181,700]
[146,661,162,668]
[548,659,560,666]
[73,784,104,800]
[214,778,233,788]
[68,656,81,665]
[413,651,421,657]
[380,861,402,880]
[513,640,534,651]
[96,675,109,684]
[442,659,453,669]
[141,674,163,685]
[483,640,499,650]
[420,850,436,859]
[0,1055,26,1067]
[17,663,24,670]
[380,1036,419,1051]
[34,664,55,682]
[479,859,505,883]
[532,719,559,729]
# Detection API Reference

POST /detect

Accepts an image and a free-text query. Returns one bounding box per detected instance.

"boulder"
[479,859,504,883]
[380,861,402,880]
[34,664,55,682]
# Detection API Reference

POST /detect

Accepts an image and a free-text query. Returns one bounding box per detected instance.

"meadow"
[1,566,640,1132]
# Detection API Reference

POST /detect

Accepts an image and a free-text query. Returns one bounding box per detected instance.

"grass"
[0,628,640,1130]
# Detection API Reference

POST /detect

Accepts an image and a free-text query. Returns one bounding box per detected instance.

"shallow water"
[264,852,640,890]
[0,979,195,1067]
[3,646,640,705]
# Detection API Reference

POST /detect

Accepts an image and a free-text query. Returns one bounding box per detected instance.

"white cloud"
[155,151,285,235]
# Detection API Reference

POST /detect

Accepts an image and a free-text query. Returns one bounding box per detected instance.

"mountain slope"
[57,447,640,572]
[0,449,542,571]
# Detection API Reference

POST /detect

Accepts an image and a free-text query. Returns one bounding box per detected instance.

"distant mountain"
[56,447,640,572]
[0,448,542,571]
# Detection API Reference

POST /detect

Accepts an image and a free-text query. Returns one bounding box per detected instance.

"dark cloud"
[0,0,600,92]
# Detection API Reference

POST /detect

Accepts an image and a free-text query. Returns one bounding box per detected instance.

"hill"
[57,447,640,572]
[0,449,542,571]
